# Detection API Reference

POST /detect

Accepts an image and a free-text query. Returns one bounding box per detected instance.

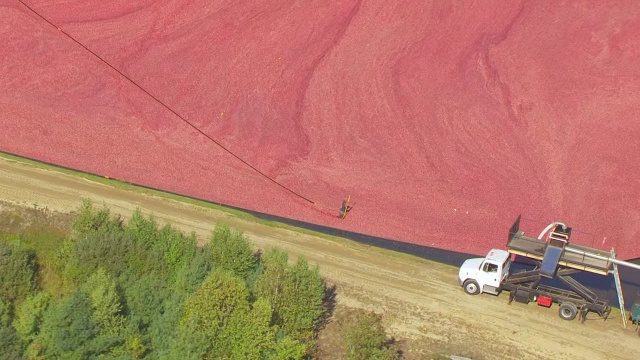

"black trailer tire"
[463,280,480,295]
[559,302,578,321]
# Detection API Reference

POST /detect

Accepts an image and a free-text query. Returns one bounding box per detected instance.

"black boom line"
[17,0,316,205]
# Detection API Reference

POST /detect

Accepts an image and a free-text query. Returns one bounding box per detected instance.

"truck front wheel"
[463,280,480,295]
[559,302,578,321]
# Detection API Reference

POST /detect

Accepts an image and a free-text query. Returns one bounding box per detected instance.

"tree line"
[0,200,329,359]
[0,200,400,359]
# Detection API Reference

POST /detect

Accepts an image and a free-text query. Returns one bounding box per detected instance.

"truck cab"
[458,249,511,295]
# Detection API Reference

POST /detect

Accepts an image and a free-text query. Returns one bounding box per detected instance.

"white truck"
[458,249,511,296]
[458,218,613,322]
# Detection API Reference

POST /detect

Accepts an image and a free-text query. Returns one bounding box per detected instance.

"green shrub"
[255,249,326,348]
[157,224,197,280]
[176,269,251,358]
[343,310,399,360]
[0,324,24,360]
[0,241,38,302]
[73,199,122,236]
[124,273,170,331]
[0,297,25,358]
[0,298,9,326]
[37,290,99,358]
[145,293,185,357]
[208,296,273,359]
[80,268,126,336]
[61,229,136,283]
[210,224,256,279]
[12,291,51,342]
[172,246,213,295]
[124,209,159,247]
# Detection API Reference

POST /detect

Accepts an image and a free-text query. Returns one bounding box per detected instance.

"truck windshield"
[483,263,498,273]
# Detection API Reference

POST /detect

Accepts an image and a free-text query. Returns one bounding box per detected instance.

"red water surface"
[2,0,640,258]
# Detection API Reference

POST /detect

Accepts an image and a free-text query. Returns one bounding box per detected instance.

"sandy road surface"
[0,156,639,360]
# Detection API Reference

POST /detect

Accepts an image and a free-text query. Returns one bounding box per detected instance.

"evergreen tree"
[172,245,213,296]
[157,223,197,278]
[0,298,25,359]
[124,209,159,247]
[210,224,256,279]
[0,241,38,302]
[225,297,276,359]
[81,268,125,336]
[72,199,122,236]
[256,250,326,346]
[12,291,51,342]
[343,310,400,360]
[280,257,325,343]
[176,269,251,358]
[38,291,99,358]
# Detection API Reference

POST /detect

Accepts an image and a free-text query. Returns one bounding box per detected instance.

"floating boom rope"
[17,0,316,205]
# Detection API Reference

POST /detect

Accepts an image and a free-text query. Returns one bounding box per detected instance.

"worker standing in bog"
[339,196,352,219]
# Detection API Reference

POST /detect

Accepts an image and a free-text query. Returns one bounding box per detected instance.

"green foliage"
[58,201,138,284]
[72,199,121,236]
[125,239,169,281]
[271,336,307,360]
[124,274,169,331]
[157,224,197,273]
[0,297,25,359]
[172,245,213,296]
[225,297,277,359]
[177,269,251,357]
[38,290,99,358]
[0,323,24,360]
[0,241,38,302]
[343,310,399,360]
[280,257,325,341]
[12,292,51,342]
[125,209,159,247]
[0,298,9,326]
[145,293,185,357]
[225,297,306,360]
[60,229,136,283]
[125,333,147,359]
[60,206,176,285]
[122,274,183,358]
[123,210,195,283]
[81,268,125,336]
[210,224,256,279]
[0,202,333,359]
[175,270,308,360]
[256,249,326,346]
[55,238,75,272]
[255,249,288,304]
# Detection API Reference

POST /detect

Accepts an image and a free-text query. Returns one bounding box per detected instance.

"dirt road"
[0,156,638,359]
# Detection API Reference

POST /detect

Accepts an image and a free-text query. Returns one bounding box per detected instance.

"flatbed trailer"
[501,267,611,321]
[503,218,612,320]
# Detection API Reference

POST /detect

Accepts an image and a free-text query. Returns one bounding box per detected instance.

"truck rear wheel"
[463,280,480,295]
[559,302,578,321]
